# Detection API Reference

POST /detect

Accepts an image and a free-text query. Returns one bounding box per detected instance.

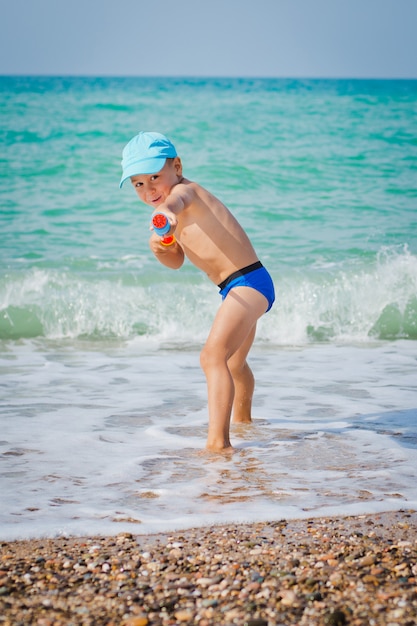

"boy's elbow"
[171,256,184,270]
[166,246,185,269]
[158,255,184,270]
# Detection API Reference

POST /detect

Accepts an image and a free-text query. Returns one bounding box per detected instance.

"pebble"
[0,511,416,625]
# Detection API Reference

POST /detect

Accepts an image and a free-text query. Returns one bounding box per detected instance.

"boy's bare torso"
[172,178,259,285]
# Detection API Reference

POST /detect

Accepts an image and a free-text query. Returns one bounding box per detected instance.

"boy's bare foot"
[204,440,235,454]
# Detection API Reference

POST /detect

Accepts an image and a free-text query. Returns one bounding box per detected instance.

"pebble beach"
[1,510,416,626]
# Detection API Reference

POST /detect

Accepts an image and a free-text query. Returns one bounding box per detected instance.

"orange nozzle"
[160,235,176,246]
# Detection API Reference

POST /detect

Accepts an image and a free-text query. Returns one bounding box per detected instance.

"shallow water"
[1,339,416,540]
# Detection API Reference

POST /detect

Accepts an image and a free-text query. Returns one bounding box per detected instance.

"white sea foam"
[1,339,416,540]
[1,245,416,344]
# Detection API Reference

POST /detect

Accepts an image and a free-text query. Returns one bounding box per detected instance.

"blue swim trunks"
[218,261,275,312]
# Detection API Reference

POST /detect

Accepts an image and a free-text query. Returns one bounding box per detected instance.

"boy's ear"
[174,157,183,176]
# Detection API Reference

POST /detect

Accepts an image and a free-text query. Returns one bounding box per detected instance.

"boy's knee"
[229,360,253,382]
[199,345,212,371]
[200,343,225,371]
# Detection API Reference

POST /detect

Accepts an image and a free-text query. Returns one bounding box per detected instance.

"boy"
[120,131,275,452]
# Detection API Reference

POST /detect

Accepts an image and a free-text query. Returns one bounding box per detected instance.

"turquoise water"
[1,77,417,539]
[1,77,416,343]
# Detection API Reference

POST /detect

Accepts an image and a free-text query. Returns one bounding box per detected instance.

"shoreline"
[1,510,416,625]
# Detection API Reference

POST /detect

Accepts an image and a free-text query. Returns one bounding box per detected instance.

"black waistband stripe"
[217,261,263,290]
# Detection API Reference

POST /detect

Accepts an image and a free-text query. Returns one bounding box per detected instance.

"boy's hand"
[149,230,184,269]
[149,231,171,251]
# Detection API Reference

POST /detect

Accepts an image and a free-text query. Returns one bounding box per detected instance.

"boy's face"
[130,157,182,208]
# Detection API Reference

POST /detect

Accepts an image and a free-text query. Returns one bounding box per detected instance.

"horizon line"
[1,73,417,81]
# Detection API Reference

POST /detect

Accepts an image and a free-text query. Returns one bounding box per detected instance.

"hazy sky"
[1,0,416,78]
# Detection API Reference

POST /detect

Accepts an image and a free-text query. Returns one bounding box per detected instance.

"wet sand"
[1,510,416,625]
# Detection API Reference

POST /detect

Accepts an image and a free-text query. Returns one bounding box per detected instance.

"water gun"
[151,213,176,246]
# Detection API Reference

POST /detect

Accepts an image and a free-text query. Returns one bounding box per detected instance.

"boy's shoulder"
[173,177,202,200]
[179,177,210,194]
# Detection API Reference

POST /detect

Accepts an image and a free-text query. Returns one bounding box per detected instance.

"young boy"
[120,131,275,452]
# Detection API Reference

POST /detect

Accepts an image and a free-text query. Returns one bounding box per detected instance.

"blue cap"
[119,131,177,188]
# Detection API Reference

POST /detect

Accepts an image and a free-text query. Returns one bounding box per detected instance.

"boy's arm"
[153,184,194,230]
[148,183,193,269]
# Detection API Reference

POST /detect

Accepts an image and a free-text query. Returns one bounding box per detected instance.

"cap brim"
[119,157,167,188]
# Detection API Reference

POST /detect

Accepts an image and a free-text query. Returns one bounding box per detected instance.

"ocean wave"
[0,247,416,344]
[265,246,417,344]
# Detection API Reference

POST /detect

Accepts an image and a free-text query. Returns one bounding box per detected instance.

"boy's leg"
[228,325,256,424]
[200,287,268,451]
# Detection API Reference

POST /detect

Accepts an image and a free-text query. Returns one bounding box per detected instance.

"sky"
[1,0,416,78]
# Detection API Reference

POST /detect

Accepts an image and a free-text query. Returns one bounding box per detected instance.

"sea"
[1,76,416,541]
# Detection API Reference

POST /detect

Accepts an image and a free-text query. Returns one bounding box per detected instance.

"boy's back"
[168,178,259,286]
